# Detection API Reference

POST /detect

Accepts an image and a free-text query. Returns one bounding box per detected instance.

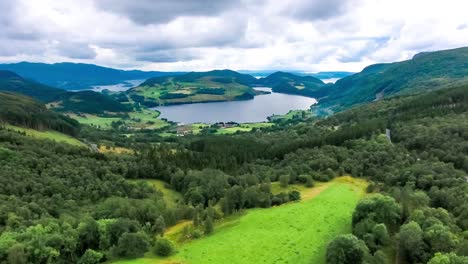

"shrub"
[154,238,175,257]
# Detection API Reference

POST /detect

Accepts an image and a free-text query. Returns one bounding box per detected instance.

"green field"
[114,177,367,264]
[129,179,182,207]
[5,125,86,147]
[215,123,274,134]
[269,110,312,122]
[68,109,169,130]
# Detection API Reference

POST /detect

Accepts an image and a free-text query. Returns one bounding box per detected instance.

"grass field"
[215,123,274,134]
[269,110,312,122]
[68,109,169,130]
[5,125,86,147]
[129,179,182,207]
[114,177,367,264]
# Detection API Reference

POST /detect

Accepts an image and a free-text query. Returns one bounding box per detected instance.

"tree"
[78,249,103,264]
[112,232,149,258]
[326,234,368,264]
[428,253,468,264]
[204,216,214,235]
[279,175,290,188]
[352,194,402,233]
[399,221,428,263]
[152,216,166,236]
[7,244,27,264]
[154,238,174,257]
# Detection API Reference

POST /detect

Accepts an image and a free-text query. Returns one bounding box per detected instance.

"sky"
[0,0,467,72]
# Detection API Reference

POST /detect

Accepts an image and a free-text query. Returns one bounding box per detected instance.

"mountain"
[0,92,80,135]
[259,71,329,98]
[127,69,262,106]
[238,70,354,80]
[308,72,355,80]
[0,62,184,90]
[320,47,468,112]
[0,70,129,114]
[0,70,64,102]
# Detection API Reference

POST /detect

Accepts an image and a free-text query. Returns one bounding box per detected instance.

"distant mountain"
[320,47,468,112]
[0,92,80,136]
[309,72,355,80]
[0,70,128,114]
[259,71,330,98]
[128,69,262,106]
[238,70,354,80]
[0,70,64,102]
[0,62,184,90]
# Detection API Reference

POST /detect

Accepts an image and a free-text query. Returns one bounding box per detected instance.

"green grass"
[68,109,170,130]
[67,113,120,129]
[215,123,273,134]
[114,177,367,264]
[5,125,86,147]
[129,179,182,207]
[269,110,312,121]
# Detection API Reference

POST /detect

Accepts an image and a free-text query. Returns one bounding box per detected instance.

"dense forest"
[0,80,466,263]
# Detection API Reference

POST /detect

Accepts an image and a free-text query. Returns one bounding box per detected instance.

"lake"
[152,88,317,124]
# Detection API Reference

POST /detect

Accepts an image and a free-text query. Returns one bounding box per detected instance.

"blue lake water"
[152,88,317,124]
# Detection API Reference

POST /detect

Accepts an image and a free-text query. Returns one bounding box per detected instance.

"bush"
[326,234,368,264]
[112,232,150,258]
[154,238,175,257]
[78,249,103,264]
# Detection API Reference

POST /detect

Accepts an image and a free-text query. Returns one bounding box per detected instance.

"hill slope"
[0,70,129,114]
[127,69,262,106]
[0,62,183,90]
[0,92,80,136]
[259,71,329,98]
[320,47,468,112]
[0,70,64,102]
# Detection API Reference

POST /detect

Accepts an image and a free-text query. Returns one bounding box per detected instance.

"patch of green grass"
[215,122,273,134]
[68,108,170,130]
[129,179,182,207]
[67,113,120,129]
[172,179,366,264]
[117,177,367,264]
[269,110,312,121]
[6,125,86,147]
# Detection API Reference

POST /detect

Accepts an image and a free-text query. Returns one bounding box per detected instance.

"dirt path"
[300,182,335,201]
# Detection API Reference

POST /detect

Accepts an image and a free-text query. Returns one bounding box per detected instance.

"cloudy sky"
[0,0,467,72]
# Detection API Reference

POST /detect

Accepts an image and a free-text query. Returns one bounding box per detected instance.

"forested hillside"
[127,70,262,106]
[0,71,129,114]
[0,92,80,136]
[318,47,468,112]
[259,71,329,98]
[0,81,466,263]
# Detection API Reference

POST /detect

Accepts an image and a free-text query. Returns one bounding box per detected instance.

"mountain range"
[0,46,467,115]
[0,62,184,90]
[0,70,128,114]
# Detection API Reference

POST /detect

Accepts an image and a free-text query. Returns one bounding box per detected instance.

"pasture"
[114,177,367,264]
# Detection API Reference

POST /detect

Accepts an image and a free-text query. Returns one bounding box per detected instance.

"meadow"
[5,124,86,147]
[114,177,367,264]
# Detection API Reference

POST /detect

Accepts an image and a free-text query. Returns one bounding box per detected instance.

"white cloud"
[0,0,467,72]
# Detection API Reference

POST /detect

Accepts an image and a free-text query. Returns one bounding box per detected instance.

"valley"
[0,46,467,264]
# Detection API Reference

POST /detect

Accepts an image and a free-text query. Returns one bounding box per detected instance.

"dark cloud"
[94,0,243,25]
[281,0,356,21]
